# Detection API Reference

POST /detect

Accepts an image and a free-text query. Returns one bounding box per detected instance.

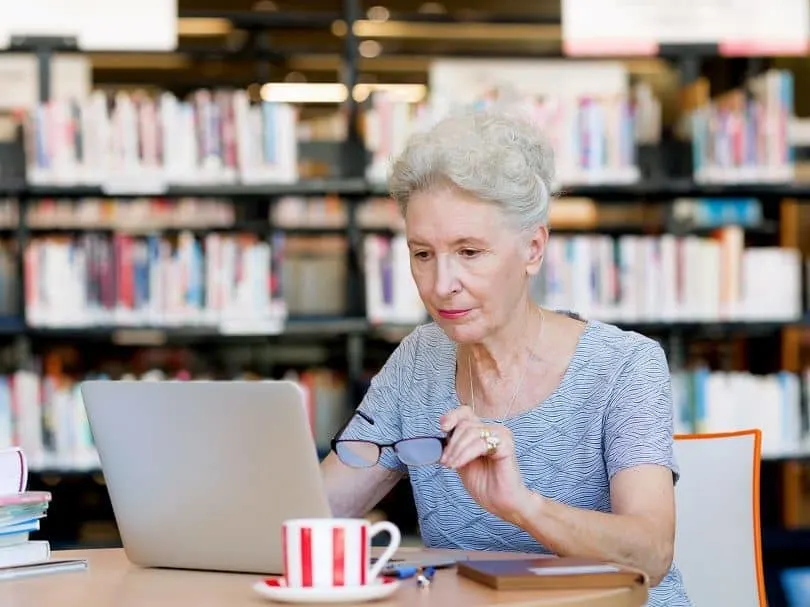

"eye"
[412,250,431,260]
[460,249,480,258]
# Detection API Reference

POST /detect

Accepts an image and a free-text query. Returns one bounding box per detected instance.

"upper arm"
[603,341,677,527]
[320,327,422,515]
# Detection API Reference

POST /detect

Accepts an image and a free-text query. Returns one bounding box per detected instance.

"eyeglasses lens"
[395,438,443,466]
[335,441,380,468]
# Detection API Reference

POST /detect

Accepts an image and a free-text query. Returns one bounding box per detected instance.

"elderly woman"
[320,109,691,606]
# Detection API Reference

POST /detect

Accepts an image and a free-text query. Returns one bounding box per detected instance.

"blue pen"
[386,565,436,584]
[387,565,419,579]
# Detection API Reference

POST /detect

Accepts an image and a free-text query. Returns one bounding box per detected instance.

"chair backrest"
[673,430,766,607]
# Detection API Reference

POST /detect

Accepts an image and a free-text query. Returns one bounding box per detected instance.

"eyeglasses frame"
[330,409,451,467]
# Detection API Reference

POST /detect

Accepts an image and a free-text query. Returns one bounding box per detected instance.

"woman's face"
[404,186,545,344]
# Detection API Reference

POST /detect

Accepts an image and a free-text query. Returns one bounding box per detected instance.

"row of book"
[8,229,809,328]
[0,243,18,318]
[0,195,403,233]
[530,227,802,323]
[23,90,299,188]
[0,367,348,471]
[686,69,794,184]
[365,70,794,187]
[0,194,767,234]
[0,365,807,471]
[16,69,794,191]
[19,85,659,190]
[364,85,656,188]
[672,369,809,458]
[23,232,287,330]
[23,197,236,231]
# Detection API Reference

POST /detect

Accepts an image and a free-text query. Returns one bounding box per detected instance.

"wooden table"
[0,548,648,607]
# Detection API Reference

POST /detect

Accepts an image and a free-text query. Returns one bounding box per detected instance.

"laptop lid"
[80,379,332,575]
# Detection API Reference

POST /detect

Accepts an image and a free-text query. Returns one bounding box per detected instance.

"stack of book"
[0,447,51,570]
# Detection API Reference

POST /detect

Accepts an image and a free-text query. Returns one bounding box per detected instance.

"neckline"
[449,318,596,424]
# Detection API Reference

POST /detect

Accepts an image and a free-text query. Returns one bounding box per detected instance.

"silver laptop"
[79,379,332,575]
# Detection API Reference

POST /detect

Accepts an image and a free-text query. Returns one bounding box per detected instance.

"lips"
[438,309,471,319]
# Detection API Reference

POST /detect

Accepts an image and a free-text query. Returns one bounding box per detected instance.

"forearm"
[507,490,673,586]
[320,453,403,518]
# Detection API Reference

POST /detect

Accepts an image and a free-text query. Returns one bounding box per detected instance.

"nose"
[434,255,461,298]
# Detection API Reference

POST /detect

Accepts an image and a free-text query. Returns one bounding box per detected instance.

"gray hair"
[388,108,555,234]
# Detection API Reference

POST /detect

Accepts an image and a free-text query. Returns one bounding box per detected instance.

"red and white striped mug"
[281,518,401,588]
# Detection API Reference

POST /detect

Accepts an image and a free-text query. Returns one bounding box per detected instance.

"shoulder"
[583,321,673,434]
[577,319,669,385]
[374,321,455,384]
[388,321,455,365]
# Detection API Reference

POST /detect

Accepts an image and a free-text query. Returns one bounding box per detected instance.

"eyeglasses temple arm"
[329,408,376,452]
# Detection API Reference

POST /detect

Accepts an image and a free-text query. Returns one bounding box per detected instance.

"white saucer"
[252,576,401,604]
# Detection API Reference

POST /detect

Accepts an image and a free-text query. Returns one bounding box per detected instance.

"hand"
[439,405,530,522]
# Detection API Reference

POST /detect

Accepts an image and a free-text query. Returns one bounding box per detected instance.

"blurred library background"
[1,0,810,603]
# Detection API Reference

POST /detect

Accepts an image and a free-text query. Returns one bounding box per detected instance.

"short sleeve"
[337,327,422,473]
[603,340,679,484]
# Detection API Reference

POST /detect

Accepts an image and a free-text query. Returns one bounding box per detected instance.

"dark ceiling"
[89,1,570,91]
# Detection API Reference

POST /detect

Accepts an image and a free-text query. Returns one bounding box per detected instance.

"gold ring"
[483,433,500,456]
[480,428,491,439]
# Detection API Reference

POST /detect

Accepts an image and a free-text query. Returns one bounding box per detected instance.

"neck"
[463,299,543,381]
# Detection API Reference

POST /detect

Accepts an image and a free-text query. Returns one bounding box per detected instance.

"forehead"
[404,187,508,242]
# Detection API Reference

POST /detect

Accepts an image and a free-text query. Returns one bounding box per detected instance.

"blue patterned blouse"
[340,318,692,606]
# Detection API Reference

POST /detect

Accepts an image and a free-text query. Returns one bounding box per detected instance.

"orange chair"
[673,430,767,607]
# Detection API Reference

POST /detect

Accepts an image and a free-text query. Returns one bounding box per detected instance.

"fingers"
[439,406,515,469]
[441,419,513,469]
[439,404,477,433]
[440,420,489,469]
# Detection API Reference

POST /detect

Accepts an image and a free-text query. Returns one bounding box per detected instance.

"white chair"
[673,430,767,607]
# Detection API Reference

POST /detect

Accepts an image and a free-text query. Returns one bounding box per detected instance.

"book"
[0,447,26,494]
[0,558,87,581]
[0,540,49,569]
[456,557,647,591]
[0,448,53,574]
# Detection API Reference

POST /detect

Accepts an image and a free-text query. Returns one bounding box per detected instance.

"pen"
[387,565,419,579]
[417,567,436,587]
[385,565,436,583]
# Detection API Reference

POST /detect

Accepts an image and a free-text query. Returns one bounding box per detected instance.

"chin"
[432,317,489,344]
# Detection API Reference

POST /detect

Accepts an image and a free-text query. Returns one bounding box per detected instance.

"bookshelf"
[1,2,810,603]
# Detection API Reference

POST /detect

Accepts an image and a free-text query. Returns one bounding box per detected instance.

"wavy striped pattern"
[342,318,692,606]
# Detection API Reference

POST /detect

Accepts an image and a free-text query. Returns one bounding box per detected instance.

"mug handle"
[367,521,402,581]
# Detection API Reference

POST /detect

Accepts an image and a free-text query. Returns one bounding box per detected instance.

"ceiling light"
[367,6,390,22]
[284,72,308,83]
[418,2,446,13]
[177,18,232,37]
[253,1,278,11]
[331,20,348,37]
[352,20,560,41]
[353,83,427,103]
[359,40,382,58]
[260,82,349,104]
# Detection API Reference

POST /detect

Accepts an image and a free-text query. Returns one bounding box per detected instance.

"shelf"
[2,317,803,344]
[561,180,810,200]
[762,445,810,462]
[22,179,370,199]
[5,178,810,201]
[617,320,800,336]
[22,317,373,345]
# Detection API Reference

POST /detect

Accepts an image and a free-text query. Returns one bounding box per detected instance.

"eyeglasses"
[330,409,449,468]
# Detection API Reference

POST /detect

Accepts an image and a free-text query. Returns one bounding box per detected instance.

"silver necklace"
[466,307,545,423]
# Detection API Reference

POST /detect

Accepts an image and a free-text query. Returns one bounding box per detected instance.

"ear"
[524,225,548,276]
